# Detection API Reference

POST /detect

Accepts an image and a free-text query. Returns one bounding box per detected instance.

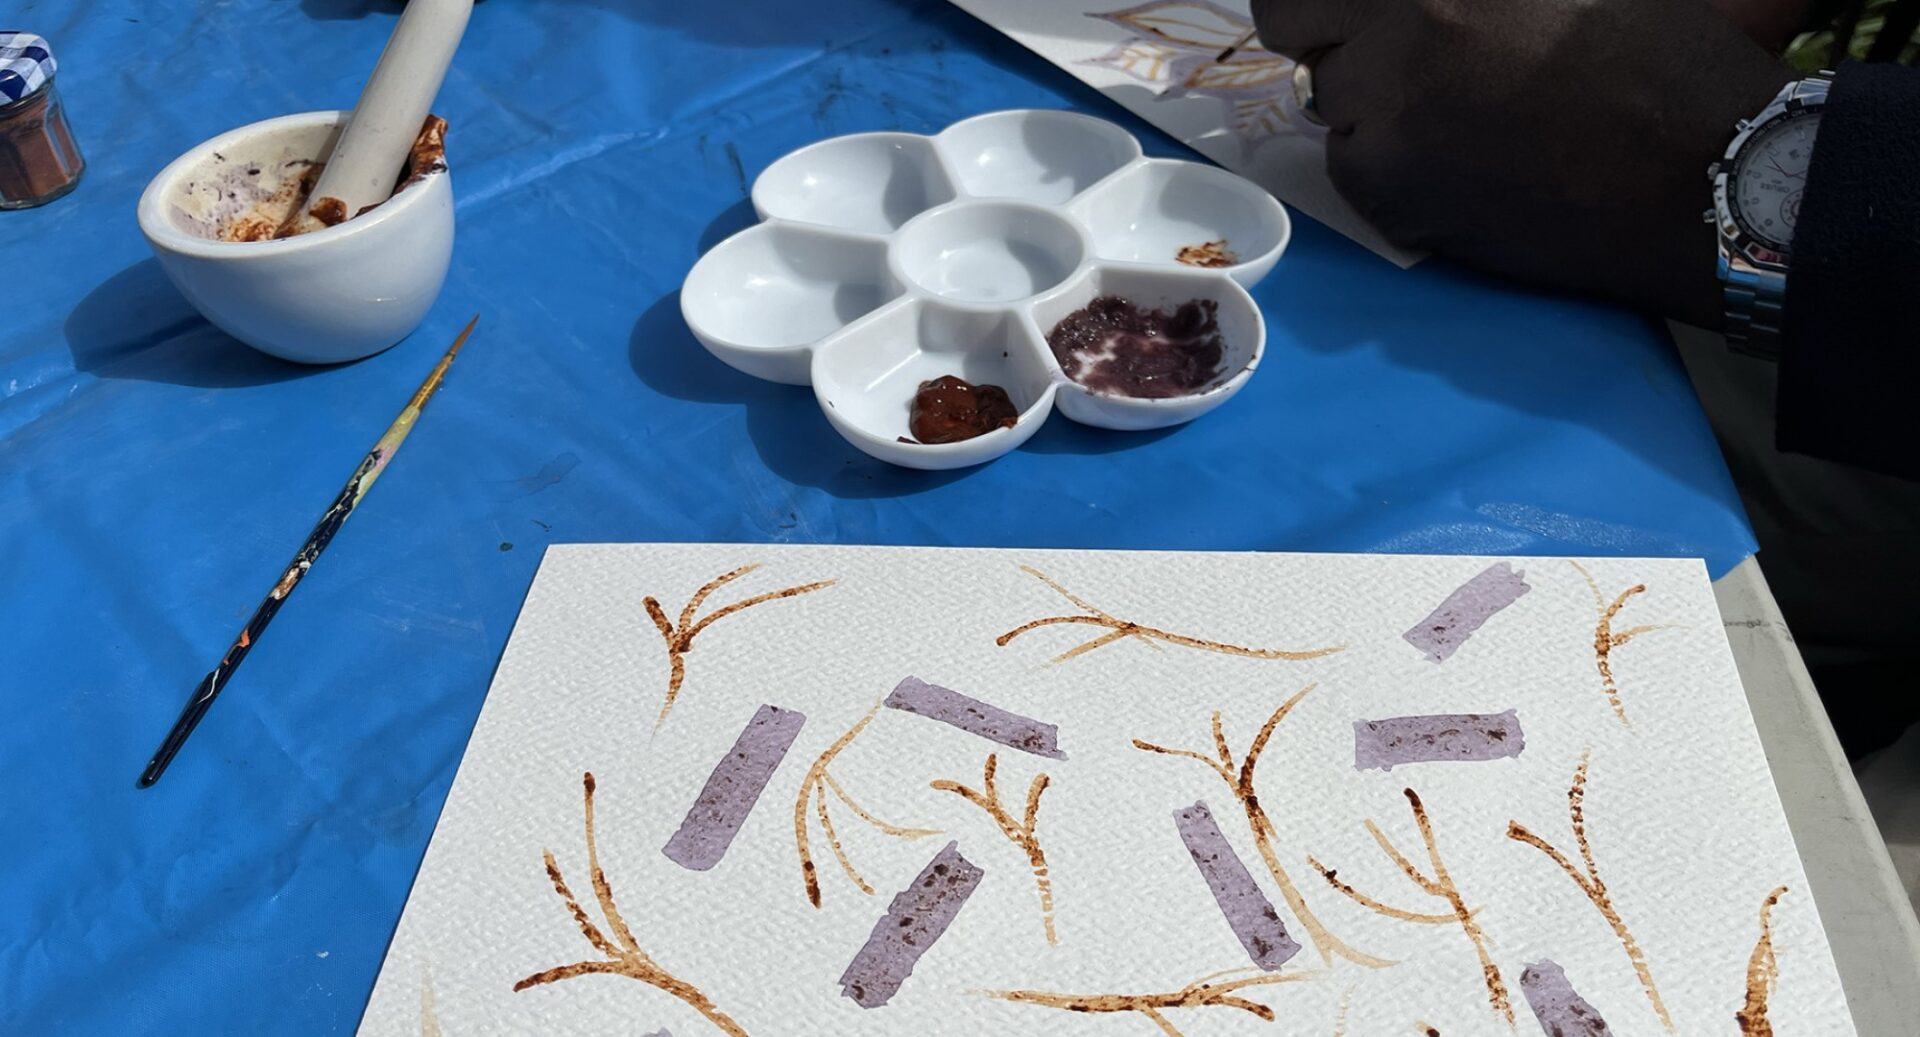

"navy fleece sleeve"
[1778,61,1920,480]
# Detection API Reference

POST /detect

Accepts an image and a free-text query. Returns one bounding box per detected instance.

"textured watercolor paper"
[945,0,1423,267]
[363,544,1853,1036]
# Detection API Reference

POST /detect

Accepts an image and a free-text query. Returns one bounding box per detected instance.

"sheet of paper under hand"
[359,544,1853,1035]
[945,0,1422,267]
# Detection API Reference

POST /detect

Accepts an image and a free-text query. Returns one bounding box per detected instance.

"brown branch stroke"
[1307,789,1511,1024]
[1737,886,1789,1036]
[1134,685,1394,969]
[1569,561,1669,727]
[644,565,834,726]
[997,565,1345,665]
[514,772,749,1037]
[1507,751,1672,1030]
[982,967,1318,1036]
[793,702,940,908]
[932,753,1059,945]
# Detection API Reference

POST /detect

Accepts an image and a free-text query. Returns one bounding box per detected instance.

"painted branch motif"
[1402,562,1531,663]
[419,969,441,1037]
[662,705,806,871]
[1737,886,1789,1037]
[1352,711,1525,772]
[885,676,1066,759]
[982,966,1317,1037]
[1507,751,1671,1030]
[1306,789,1512,1024]
[793,702,941,908]
[1133,685,1394,969]
[839,841,984,1008]
[931,754,1059,945]
[643,565,834,727]
[997,565,1344,665]
[1085,1,1310,143]
[1519,959,1613,1035]
[514,773,749,1037]
[1569,561,1668,727]
[1174,800,1300,970]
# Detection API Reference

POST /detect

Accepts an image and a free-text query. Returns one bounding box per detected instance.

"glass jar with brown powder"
[0,32,84,209]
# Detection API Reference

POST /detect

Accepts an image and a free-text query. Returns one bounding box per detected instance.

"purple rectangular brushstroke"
[1353,710,1525,771]
[1403,562,1531,663]
[883,676,1065,759]
[661,704,806,871]
[838,841,984,1009]
[1174,801,1300,970]
[1520,960,1613,1035]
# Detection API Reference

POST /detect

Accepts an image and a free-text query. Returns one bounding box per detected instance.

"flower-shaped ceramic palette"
[681,109,1291,470]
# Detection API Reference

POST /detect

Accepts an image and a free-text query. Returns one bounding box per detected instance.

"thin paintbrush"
[1215,27,1257,63]
[138,314,479,788]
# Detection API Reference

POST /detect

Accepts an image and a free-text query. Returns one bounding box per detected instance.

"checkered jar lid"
[0,31,56,104]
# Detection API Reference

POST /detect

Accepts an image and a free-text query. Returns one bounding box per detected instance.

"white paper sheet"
[361,544,1853,1035]
[946,0,1422,267]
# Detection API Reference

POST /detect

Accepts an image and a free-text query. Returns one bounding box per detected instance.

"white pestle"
[280,0,472,237]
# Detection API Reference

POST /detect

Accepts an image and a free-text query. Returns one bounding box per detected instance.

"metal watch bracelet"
[1714,71,1833,360]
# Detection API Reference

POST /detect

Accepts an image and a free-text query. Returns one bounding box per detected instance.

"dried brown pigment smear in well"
[1045,296,1226,398]
[1176,239,1238,267]
[904,375,1019,444]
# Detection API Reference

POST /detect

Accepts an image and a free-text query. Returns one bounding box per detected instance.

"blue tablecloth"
[0,1,1756,1031]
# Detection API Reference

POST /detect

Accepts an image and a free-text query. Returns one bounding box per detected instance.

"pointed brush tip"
[444,313,481,357]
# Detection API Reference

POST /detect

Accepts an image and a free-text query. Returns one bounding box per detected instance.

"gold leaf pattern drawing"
[1737,886,1789,1036]
[1134,685,1394,969]
[1507,751,1671,1030]
[793,703,941,908]
[1233,96,1292,137]
[982,966,1318,1036]
[998,566,1345,665]
[1103,0,1249,49]
[1184,55,1290,92]
[931,753,1059,945]
[1308,789,1512,1024]
[514,773,749,1037]
[1088,38,1185,80]
[643,565,833,727]
[1569,561,1668,726]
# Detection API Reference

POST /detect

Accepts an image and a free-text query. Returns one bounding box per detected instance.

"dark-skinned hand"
[1252,0,1796,326]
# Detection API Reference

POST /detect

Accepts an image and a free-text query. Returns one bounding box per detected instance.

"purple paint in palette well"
[1174,801,1300,970]
[1519,960,1613,1035]
[838,841,984,1009]
[661,704,806,871]
[1403,562,1531,663]
[883,676,1065,759]
[1354,710,1524,771]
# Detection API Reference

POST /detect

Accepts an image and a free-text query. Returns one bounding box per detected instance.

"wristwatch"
[1707,70,1832,359]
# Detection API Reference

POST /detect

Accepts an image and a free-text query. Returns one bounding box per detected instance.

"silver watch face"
[1730,109,1821,251]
